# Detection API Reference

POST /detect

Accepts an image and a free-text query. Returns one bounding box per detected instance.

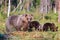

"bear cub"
[28,21,43,31]
[43,23,58,32]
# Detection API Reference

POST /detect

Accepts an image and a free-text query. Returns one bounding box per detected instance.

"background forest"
[0,0,60,40]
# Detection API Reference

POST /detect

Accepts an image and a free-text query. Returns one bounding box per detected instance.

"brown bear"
[43,23,58,32]
[5,14,33,33]
[28,21,43,31]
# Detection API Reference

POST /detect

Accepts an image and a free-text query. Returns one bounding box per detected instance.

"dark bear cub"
[43,23,58,32]
[28,21,42,31]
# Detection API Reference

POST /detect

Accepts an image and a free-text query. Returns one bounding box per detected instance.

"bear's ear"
[30,14,33,16]
[25,14,28,17]
[56,27,58,29]
[56,27,58,31]
[23,14,28,17]
[51,23,55,25]
[51,23,53,24]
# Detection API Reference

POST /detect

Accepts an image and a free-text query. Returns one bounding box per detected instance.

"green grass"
[5,31,60,40]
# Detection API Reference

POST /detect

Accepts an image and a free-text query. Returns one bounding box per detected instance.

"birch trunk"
[20,0,23,10]
[7,0,10,17]
[40,0,51,13]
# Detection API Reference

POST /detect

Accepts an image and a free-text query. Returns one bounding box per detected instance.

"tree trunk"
[40,0,51,14]
[40,0,51,20]
[7,0,11,17]
[24,0,31,12]
[58,0,60,23]
[4,0,7,14]
[20,0,23,10]
[0,0,2,7]
[26,0,30,11]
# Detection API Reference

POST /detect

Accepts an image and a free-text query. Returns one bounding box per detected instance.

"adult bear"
[5,14,33,33]
[28,21,43,31]
[43,23,58,32]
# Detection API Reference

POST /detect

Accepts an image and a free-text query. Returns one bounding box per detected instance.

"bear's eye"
[53,30,54,31]
[27,18,28,20]
[30,18,32,20]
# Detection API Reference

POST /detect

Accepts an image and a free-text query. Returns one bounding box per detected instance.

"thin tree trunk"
[0,0,2,8]
[20,0,23,10]
[7,0,11,17]
[40,0,51,13]
[5,0,7,14]
[24,0,31,12]
[40,0,47,14]
[58,0,60,23]
[26,0,30,11]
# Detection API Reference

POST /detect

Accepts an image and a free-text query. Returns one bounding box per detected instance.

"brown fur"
[28,21,43,31]
[5,14,33,33]
[43,23,58,32]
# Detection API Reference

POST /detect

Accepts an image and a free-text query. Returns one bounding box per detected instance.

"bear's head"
[23,14,33,23]
[51,26,58,32]
[51,23,58,32]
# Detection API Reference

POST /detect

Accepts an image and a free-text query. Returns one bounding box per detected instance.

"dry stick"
[39,15,43,21]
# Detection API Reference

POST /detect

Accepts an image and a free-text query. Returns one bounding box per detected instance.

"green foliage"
[51,0,54,2]
[32,0,40,8]
[45,13,58,22]
[45,15,51,20]
[0,12,7,22]
[36,0,40,5]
